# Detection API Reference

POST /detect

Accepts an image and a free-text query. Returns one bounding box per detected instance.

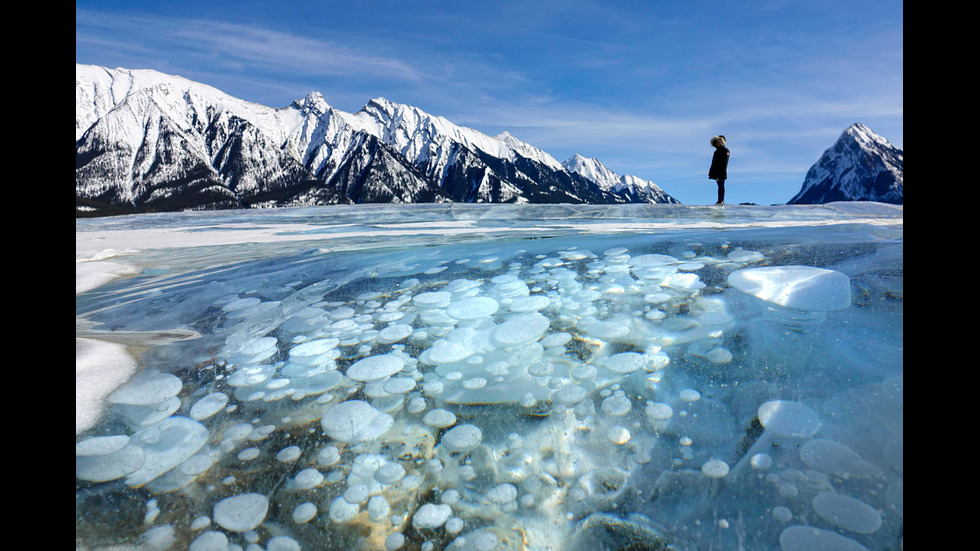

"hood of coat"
[711,135,726,147]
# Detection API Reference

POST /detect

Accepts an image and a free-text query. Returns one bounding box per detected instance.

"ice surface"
[76,202,902,550]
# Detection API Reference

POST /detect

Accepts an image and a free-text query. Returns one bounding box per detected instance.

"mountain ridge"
[76,64,678,216]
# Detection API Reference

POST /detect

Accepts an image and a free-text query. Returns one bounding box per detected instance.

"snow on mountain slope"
[496,131,566,173]
[563,154,679,203]
[563,154,624,192]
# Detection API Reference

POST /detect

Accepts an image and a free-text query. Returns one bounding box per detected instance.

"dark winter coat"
[709,142,730,180]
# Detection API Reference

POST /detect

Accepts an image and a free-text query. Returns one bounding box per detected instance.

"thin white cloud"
[76,9,425,83]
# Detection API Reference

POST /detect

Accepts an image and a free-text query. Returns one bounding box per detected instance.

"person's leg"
[716,179,725,204]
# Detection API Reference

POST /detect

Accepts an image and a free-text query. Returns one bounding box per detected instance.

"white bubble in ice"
[541,332,572,348]
[374,462,407,484]
[445,517,465,534]
[586,320,630,340]
[663,273,705,291]
[553,384,587,406]
[317,445,341,467]
[811,493,882,534]
[221,423,253,444]
[421,340,474,365]
[490,274,529,298]
[493,313,550,346]
[728,266,851,311]
[189,392,229,421]
[329,496,360,523]
[191,516,211,530]
[447,296,499,320]
[347,354,405,382]
[601,394,632,416]
[288,338,340,365]
[631,253,678,266]
[750,453,773,470]
[108,370,182,406]
[508,295,551,312]
[226,364,275,388]
[384,532,406,550]
[799,439,883,478]
[606,426,631,445]
[440,424,482,453]
[644,292,672,304]
[561,250,591,261]
[213,493,269,532]
[528,361,554,377]
[294,468,324,489]
[772,506,793,522]
[267,536,302,551]
[462,530,500,551]
[329,306,356,320]
[758,400,820,438]
[520,393,537,407]
[189,531,228,551]
[702,459,730,478]
[423,380,445,395]
[76,434,130,456]
[603,352,646,374]
[706,347,733,364]
[423,408,458,428]
[679,388,701,401]
[383,377,417,394]
[126,416,209,486]
[486,483,518,504]
[572,289,602,302]
[276,446,301,463]
[368,495,390,521]
[413,503,452,529]
[292,502,317,524]
[75,435,145,482]
[646,351,670,371]
[238,447,260,461]
[378,324,414,344]
[645,402,673,421]
[414,291,452,308]
[446,278,481,293]
[727,249,764,263]
[320,400,394,443]
[778,525,869,551]
[344,483,370,504]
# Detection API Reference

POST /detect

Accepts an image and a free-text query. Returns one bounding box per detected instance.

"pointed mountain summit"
[788,123,903,205]
[76,64,680,216]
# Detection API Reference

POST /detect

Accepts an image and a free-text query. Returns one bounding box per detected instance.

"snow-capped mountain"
[562,154,678,204]
[76,64,678,216]
[788,123,903,205]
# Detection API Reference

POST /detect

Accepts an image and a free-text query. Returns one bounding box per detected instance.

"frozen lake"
[76,202,903,551]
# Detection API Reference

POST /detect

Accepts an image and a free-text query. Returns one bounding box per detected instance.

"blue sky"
[76,0,903,206]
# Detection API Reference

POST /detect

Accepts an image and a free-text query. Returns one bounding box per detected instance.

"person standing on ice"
[709,135,730,204]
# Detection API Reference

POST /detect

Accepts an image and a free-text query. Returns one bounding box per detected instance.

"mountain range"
[788,122,903,205]
[75,64,678,217]
[76,64,902,216]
